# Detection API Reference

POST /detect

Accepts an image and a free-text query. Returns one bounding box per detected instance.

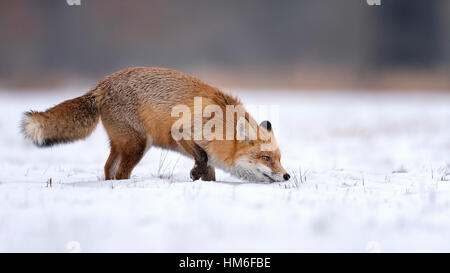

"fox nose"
[283,173,290,181]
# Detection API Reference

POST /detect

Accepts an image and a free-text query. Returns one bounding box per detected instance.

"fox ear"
[260,120,272,132]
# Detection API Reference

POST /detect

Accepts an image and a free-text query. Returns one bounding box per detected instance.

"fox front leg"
[189,145,209,181]
[177,140,211,181]
[199,165,215,181]
[191,153,216,181]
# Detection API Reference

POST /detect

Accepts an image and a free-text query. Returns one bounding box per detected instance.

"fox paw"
[190,165,215,181]
[190,166,201,181]
[190,164,208,181]
[190,171,200,181]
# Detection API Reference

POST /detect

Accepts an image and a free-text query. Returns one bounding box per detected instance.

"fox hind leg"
[101,102,150,180]
[104,141,120,180]
[115,137,147,180]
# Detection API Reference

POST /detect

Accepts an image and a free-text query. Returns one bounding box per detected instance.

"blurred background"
[1,0,450,90]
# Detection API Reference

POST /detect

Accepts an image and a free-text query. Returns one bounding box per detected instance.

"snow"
[1,88,450,252]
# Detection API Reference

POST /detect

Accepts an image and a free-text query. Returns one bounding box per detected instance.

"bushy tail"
[22,93,100,147]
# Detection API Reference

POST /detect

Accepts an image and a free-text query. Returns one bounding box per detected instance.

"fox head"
[232,120,290,182]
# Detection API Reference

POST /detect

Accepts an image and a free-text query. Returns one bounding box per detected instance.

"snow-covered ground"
[1,88,450,252]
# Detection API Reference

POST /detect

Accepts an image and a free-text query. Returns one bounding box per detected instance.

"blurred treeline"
[1,0,449,90]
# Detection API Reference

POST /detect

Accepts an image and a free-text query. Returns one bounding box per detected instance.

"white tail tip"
[22,113,45,146]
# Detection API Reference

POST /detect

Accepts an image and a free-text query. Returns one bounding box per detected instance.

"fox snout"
[233,156,290,183]
[263,171,291,183]
[263,162,290,182]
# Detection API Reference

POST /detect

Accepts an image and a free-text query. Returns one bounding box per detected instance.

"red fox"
[22,67,290,182]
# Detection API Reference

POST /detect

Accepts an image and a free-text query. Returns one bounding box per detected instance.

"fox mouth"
[263,173,276,182]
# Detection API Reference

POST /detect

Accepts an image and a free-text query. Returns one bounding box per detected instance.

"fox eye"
[262,155,272,162]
